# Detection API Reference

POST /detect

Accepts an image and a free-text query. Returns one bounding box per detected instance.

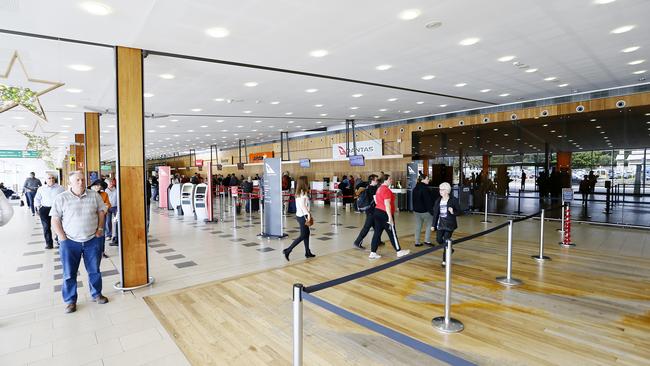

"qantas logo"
[408,166,416,175]
[338,146,347,156]
[265,163,276,175]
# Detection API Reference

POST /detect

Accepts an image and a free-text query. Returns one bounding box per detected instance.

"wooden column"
[115,46,149,288]
[482,154,490,177]
[75,134,85,172]
[84,112,101,182]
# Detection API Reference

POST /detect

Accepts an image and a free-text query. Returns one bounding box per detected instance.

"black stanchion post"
[432,239,464,333]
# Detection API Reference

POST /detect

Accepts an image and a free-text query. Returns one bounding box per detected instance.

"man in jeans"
[353,174,378,249]
[105,179,118,245]
[34,174,65,249]
[23,172,42,215]
[51,171,109,313]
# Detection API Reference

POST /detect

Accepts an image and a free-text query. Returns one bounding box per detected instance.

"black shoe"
[65,303,77,313]
[102,253,109,258]
[45,245,53,250]
[424,242,433,246]
[353,242,365,250]
[379,241,386,246]
[283,249,290,261]
[109,241,118,246]
[305,252,316,258]
[415,243,423,247]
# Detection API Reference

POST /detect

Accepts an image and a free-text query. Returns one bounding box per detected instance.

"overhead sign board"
[332,139,382,160]
[0,150,41,158]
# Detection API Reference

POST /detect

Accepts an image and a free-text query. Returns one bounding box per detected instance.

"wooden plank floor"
[145,226,650,366]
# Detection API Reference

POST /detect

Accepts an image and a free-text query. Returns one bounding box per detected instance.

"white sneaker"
[396,249,410,258]
[369,252,382,259]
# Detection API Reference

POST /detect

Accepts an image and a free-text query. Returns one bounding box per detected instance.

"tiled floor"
[2,197,650,365]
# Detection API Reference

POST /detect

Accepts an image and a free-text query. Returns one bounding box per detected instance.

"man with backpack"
[353,174,379,249]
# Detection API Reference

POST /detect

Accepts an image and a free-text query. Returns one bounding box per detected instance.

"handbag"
[305,215,314,227]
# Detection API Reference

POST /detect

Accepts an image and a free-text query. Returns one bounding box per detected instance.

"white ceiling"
[0,0,648,163]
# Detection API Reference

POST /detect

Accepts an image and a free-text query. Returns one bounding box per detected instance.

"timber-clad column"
[84,112,100,181]
[115,46,150,289]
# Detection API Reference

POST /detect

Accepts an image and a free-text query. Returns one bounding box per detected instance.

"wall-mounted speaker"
[385,129,389,135]
[576,105,585,113]
[437,123,442,128]
[510,113,518,120]
[482,117,490,123]
[458,120,465,126]
[417,125,423,131]
[616,100,626,108]
[541,110,549,117]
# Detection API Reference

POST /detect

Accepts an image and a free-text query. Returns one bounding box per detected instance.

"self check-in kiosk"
[181,183,196,217]
[170,183,183,215]
[193,183,208,221]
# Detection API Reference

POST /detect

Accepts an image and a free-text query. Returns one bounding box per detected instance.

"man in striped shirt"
[51,171,108,313]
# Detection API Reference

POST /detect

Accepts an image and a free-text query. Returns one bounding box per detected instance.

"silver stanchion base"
[113,276,155,291]
[558,242,576,247]
[432,317,464,333]
[556,229,564,232]
[331,223,342,226]
[496,276,523,286]
[531,255,551,262]
[480,220,491,223]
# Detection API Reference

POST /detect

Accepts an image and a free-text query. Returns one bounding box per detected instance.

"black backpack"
[357,189,375,212]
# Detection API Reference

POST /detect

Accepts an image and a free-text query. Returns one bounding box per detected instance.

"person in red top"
[369,174,410,259]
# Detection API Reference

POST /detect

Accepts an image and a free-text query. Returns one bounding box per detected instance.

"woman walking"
[369,174,410,259]
[283,176,315,260]
[431,182,461,266]
[413,175,434,247]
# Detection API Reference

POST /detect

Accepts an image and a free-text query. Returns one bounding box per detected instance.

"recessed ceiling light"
[159,73,175,80]
[147,130,155,133]
[387,98,398,102]
[68,64,93,72]
[319,113,328,117]
[243,110,252,114]
[498,55,516,62]
[143,93,154,98]
[594,0,616,3]
[220,129,228,132]
[314,104,323,107]
[621,46,640,53]
[287,121,295,124]
[379,108,388,112]
[170,119,179,122]
[525,68,538,73]
[351,93,363,98]
[309,49,329,58]
[190,108,202,112]
[349,106,359,110]
[205,27,230,38]
[64,104,77,108]
[544,76,558,81]
[305,88,318,93]
[611,25,635,34]
[421,75,435,80]
[403,110,411,114]
[558,83,569,87]
[499,93,510,97]
[634,70,648,74]
[285,112,293,115]
[79,1,112,15]
[375,64,392,71]
[459,37,480,46]
[416,101,425,104]
[398,8,421,21]
[214,98,225,102]
[628,59,645,65]
[439,104,448,107]
[455,83,467,87]
[270,101,280,105]
[477,89,491,93]
[244,81,258,87]
[374,116,381,119]
[65,88,83,94]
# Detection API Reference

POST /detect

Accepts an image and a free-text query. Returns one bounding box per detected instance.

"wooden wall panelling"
[84,112,101,179]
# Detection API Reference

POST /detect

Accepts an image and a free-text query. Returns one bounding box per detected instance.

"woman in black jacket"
[412,176,434,246]
[431,182,461,266]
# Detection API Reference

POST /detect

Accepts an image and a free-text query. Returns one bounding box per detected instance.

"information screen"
[349,155,365,167]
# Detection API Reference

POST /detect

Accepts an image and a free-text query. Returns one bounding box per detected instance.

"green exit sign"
[0,150,41,158]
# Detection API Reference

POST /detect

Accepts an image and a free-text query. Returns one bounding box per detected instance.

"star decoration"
[0,51,64,122]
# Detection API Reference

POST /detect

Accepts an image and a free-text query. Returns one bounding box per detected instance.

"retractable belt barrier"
[292,207,560,365]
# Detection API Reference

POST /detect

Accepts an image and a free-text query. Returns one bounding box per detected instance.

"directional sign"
[0,150,41,158]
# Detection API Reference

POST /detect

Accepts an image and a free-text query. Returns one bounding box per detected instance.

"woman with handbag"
[283,176,315,260]
[431,182,461,266]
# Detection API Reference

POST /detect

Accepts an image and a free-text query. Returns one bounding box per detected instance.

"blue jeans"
[60,236,104,304]
[105,207,118,238]
[25,191,36,213]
